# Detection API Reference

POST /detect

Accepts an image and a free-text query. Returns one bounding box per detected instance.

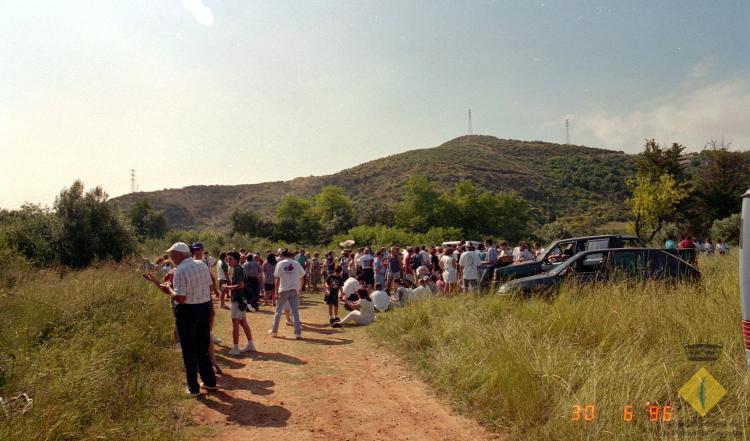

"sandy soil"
[192,291,502,441]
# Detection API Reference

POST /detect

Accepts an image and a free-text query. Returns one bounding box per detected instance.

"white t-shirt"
[459,251,480,280]
[358,299,375,323]
[516,250,534,262]
[419,250,430,265]
[370,290,389,312]
[343,277,360,296]
[360,253,374,269]
[216,259,228,281]
[440,255,456,275]
[413,285,432,299]
[274,258,305,292]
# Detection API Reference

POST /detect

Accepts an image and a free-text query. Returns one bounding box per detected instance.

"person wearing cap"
[269,249,305,339]
[163,242,217,396]
[189,242,223,374]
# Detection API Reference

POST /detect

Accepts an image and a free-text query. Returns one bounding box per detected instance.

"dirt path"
[193,291,502,441]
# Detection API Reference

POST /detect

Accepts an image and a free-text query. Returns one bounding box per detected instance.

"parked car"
[497,248,701,296]
[481,235,645,290]
[441,240,483,249]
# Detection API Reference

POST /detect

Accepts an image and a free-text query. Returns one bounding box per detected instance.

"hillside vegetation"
[114,136,637,229]
[372,253,749,440]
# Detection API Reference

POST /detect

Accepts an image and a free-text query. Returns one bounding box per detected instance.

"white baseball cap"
[165,242,191,254]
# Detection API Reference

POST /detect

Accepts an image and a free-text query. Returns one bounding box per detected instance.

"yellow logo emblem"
[678,367,727,417]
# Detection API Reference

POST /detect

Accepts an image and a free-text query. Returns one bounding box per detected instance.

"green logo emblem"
[678,367,726,417]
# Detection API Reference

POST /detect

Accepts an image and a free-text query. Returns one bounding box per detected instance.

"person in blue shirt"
[665,235,677,250]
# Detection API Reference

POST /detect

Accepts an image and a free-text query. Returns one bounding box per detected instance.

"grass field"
[0,264,194,441]
[371,252,750,440]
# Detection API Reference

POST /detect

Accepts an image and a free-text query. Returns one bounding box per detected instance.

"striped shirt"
[173,258,213,304]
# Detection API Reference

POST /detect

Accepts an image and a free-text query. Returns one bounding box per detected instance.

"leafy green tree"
[313,185,355,238]
[394,176,442,233]
[709,213,740,244]
[636,139,687,182]
[628,174,687,243]
[230,208,273,237]
[275,194,321,243]
[0,204,60,266]
[55,180,136,268]
[690,146,750,233]
[127,199,167,240]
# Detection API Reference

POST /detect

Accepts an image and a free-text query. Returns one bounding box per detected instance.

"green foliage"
[635,139,687,182]
[537,220,572,243]
[628,174,688,243]
[330,224,464,249]
[690,147,750,233]
[128,199,168,240]
[394,176,442,233]
[709,213,740,244]
[313,185,355,238]
[0,204,59,266]
[372,254,748,440]
[395,177,531,241]
[55,181,137,268]
[0,266,189,441]
[274,195,322,243]
[229,208,273,237]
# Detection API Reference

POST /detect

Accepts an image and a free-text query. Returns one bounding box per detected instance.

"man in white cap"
[164,242,217,396]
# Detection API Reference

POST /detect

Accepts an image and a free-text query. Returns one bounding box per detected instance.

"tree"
[394,176,441,233]
[0,204,59,266]
[274,194,321,243]
[230,208,273,237]
[313,185,355,238]
[709,213,740,244]
[628,173,688,243]
[636,139,687,182]
[55,180,136,267]
[128,199,167,240]
[690,145,750,233]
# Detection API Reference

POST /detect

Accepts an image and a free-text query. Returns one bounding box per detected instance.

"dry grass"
[371,252,750,440]
[0,264,193,441]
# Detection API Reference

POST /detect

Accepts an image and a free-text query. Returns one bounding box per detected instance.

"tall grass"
[0,264,190,441]
[371,253,750,440]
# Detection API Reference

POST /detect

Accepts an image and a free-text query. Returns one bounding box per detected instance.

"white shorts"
[231,302,246,320]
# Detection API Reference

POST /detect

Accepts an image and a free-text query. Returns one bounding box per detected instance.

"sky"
[1,0,749,209]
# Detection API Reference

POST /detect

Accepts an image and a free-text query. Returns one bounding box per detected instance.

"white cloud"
[182,0,214,26]
[573,77,750,152]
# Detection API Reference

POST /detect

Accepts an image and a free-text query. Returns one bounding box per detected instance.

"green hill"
[113,135,637,230]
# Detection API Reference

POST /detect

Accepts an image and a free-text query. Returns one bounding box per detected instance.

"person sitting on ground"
[325,266,344,327]
[340,274,362,311]
[435,273,446,294]
[370,283,390,312]
[222,251,256,356]
[413,277,432,299]
[428,274,438,294]
[416,262,431,281]
[717,238,728,255]
[339,288,375,326]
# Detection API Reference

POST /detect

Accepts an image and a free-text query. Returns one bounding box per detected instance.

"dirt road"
[193,292,501,441]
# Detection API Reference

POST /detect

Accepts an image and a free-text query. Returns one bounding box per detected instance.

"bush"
[0,204,59,266]
[330,224,465,249]
[56,181,137,268]
[709,213,740,245]
[0,266,189,441]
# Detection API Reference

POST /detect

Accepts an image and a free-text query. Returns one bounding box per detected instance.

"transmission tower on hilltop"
[130,169,136,193]
[467,109,473,135]
[565,119,570,145]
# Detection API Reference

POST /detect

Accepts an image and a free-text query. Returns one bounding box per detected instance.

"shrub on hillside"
[55,181,137,268]
[710,213,740,244]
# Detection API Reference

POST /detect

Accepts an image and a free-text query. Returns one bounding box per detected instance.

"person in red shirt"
[678,235,695,249]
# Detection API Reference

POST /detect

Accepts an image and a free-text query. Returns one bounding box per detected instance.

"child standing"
[325,267,344,328]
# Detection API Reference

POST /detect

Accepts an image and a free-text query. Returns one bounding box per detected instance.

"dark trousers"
[245,277,260,310]
[175,301,216,393]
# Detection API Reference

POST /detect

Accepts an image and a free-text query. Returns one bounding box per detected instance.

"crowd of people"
[142,234,731,396]
[143,239,542,395]
[664,235,730,255]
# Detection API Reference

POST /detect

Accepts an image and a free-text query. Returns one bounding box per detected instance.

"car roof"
[568,247,699,269]
[550,234,641,243]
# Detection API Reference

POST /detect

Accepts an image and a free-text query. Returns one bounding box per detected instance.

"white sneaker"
[267,329,278,337]
[241,341,257,352]
[211,334,221,344]
[228,348,241,356]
